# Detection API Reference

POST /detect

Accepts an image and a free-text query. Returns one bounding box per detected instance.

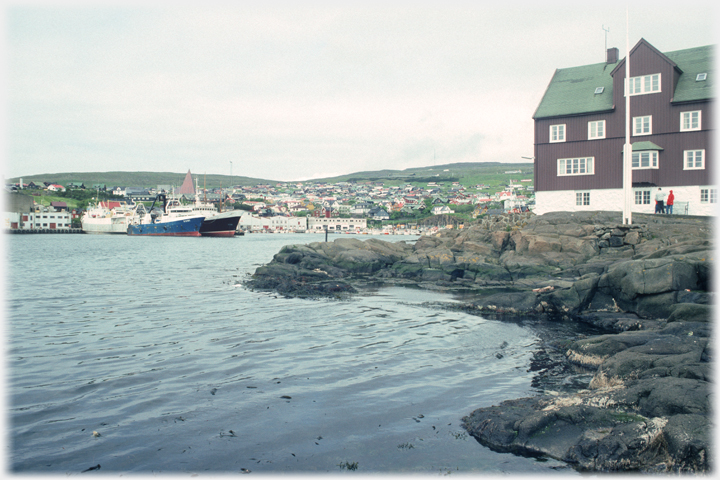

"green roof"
[533,61,618,119]
[533,42,713,119]
[632,141,664,151]
[665,45,714,103]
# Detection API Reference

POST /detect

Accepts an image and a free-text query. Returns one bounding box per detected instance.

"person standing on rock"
[666,190,675,214]
[654,188,666,214]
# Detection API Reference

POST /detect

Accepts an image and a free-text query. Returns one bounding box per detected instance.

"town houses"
[4,173,536,233]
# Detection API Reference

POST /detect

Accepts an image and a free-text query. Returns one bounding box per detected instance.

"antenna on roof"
[602,25,610,59]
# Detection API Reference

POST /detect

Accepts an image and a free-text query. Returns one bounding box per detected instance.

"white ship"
[81,201,137,234]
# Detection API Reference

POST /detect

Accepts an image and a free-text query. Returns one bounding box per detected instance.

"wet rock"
[246,211,713,473]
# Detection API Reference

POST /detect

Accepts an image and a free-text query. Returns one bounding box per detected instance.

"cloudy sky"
[4,3,716,182]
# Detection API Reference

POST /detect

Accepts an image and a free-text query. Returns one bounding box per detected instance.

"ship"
[127,193,204,236]
[165,192,242,237]
[199,209,243,237]
[81,201,137,234]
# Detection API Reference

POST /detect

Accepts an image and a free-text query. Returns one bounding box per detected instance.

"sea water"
[6,233,578,474]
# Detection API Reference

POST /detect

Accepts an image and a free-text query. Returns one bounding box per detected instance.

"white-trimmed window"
[628,73,661,95]
[550,124,565,143]
[633,116,652,136]
[634,190,651,205]
[700,188,717,203]
[575,191,590,206]
[558,157,594,176]
[684,150,705,170]
[681,111,701,131]
[588,120,605,140]
[631,151,658,169]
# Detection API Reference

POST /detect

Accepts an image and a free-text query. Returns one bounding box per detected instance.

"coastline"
[245,210,713,473]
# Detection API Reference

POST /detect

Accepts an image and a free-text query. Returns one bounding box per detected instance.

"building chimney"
[607,47,619,64]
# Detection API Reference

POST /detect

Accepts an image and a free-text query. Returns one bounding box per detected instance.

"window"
[576,192,590,206]
[634,190,651,205]
[558,157,594,176]
[684,150,705,170]
[588,120,605,139]
[631,151,658,169]
[594,87,605,94]
[700,188,717,203]
[628,73,661,95]
[550,124,565,143]
[633,116,652,136]
[681,111,701,131]
[696,73,707,81]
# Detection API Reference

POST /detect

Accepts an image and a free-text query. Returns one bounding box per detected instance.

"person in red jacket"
[666,190,675,214]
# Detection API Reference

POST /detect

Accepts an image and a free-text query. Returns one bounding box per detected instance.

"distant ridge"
[6,162,533,189]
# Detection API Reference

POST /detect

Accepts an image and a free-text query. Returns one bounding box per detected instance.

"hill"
[7,171,274,190]
[7,162,533,190]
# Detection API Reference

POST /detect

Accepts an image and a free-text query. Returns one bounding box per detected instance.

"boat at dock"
[199,209,243,237]
[127,193,204,236]
[166,191,242,237]
[81,201,137,234]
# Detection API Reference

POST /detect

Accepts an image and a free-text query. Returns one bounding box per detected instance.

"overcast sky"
[3,3,716,182]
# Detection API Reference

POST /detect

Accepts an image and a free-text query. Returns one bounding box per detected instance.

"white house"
[431,205,454,215]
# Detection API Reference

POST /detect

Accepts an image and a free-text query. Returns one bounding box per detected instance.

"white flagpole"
[623,8,632,225]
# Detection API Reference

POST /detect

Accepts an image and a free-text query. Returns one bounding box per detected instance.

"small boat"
[127,193,204,236]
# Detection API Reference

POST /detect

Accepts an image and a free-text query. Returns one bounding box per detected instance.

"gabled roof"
[533,39,713,119]
[533,61,617,119]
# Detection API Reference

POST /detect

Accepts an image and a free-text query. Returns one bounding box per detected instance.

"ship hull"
[82,219,129,234]
[127,216,204,236]
[199,213,242,237]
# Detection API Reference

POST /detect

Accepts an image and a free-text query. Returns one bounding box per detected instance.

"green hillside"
[7,171,273,189]
[317,162,533,193]
[7,162,533,190]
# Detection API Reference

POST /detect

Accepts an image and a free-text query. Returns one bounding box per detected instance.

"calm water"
[6,233,577,475]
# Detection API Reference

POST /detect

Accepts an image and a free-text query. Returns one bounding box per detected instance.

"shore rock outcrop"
[245,211,713,473]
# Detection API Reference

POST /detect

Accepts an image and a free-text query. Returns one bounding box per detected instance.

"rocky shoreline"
[244,211,713,473]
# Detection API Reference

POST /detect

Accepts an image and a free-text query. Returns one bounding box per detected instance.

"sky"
[3,2,717,182]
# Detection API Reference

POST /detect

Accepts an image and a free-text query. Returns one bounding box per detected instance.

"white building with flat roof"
[307,217,367,232]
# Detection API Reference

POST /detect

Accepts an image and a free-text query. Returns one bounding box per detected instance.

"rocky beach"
[245,211,712,473]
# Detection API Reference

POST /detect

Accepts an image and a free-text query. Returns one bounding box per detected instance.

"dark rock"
[666,303,712,323]
[246,212,713,473]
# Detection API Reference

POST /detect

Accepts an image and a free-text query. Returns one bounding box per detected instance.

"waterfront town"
[5,21,715,473]
[5,38,714,235]
[2,167,535,234]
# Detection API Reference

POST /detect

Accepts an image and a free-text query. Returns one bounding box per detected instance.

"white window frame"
[634,189,651,205]
[550,124,566,143]
[631,151,659,170]
[684,150,705,170]
[588,120,605,140]
[681,111,701,132]
[633,115,652,136]
[575,191,590,206]
[700,188,717,204]
[557,157,594,176]
[628,73,661,96]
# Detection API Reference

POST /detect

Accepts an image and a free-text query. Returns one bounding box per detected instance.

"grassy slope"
[8,162,533,192]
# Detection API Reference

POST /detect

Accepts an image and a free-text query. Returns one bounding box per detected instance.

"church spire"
[177,170,195,195]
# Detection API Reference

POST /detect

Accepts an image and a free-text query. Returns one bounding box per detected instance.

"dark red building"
[533,39,713,216]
